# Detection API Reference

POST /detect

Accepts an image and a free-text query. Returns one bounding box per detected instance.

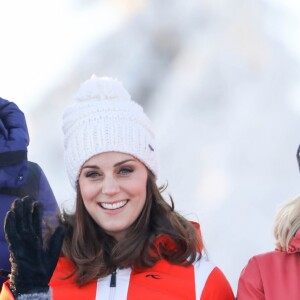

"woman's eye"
[86,171,100,178]
[119,167,133,175]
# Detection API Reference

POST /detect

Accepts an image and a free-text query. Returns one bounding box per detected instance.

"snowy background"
[1,0,300,292]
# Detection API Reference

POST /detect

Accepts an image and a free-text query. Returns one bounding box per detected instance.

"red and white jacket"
[1,255,233,300]
[1,223,234,299]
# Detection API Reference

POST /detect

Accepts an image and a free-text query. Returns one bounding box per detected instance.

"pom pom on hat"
[74,75,131,102]
[62,75,158,188]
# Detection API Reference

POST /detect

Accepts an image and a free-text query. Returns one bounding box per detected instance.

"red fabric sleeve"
[0,281,14,300]
[201,267,234,300]
[237,257,265,300]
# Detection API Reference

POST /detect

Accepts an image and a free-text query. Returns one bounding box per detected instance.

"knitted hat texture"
[62,76,158,188]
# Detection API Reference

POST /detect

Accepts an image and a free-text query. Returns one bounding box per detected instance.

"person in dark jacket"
[0,97,59,287]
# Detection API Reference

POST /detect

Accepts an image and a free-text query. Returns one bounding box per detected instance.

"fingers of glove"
[12,197,29,233]
[32,201,43,241]
[11,197,36,239]
[23,197,45,249]
[4,210,22,252]
[45,226,65,274]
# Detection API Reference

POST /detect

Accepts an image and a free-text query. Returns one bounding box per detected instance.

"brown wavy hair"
[59,171,201,286]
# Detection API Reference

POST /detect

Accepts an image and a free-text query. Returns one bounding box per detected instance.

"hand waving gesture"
[4,196,64,297]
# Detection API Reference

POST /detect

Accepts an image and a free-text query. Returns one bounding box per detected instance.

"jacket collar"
[276,230,300,254]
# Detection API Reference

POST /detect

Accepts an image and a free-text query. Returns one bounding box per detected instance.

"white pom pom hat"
[62,76,158,188]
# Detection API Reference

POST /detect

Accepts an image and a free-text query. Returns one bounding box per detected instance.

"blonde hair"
[274,196,300,250]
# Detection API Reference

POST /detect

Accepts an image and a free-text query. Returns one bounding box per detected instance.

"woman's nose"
[101,176,120,195]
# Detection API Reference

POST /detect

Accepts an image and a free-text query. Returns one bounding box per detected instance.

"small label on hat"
[148,144,154,151]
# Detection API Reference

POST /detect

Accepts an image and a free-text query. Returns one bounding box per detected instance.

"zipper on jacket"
[109,270,117,300]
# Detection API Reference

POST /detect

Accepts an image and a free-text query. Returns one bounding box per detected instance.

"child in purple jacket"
[0,98,59,287]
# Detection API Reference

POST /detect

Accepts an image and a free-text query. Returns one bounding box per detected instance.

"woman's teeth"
[100,200,128,210]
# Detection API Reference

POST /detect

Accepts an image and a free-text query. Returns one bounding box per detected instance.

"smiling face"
[78,151,148,240]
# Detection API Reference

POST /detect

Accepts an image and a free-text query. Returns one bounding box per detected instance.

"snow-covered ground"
[1,0,300,292]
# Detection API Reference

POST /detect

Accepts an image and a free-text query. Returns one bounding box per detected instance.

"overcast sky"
[0,0,128,112]
[0,0,299,112]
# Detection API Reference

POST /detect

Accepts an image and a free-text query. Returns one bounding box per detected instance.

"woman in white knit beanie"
[1,76,234,300]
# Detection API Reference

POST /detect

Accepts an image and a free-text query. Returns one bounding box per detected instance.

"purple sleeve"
[37,166,59,218]
[0,98,29,188]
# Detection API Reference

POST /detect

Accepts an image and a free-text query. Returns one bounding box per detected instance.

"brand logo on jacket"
[145,274,161,279]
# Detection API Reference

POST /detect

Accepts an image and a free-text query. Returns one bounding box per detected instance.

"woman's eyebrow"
[81,165,99,169]
[114,159,135,167]
[81,159,135,169]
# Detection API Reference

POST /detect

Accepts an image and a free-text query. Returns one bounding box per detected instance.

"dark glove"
[4,196,64,297]
[0,98,29,188]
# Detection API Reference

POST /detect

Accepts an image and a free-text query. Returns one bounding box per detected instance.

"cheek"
[79,181,99,202]
[128,178,147,200]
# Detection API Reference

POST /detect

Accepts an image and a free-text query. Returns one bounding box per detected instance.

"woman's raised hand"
[4,196,64,297]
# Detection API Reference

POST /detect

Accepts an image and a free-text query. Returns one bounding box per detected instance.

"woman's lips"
[98,200,128,210]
